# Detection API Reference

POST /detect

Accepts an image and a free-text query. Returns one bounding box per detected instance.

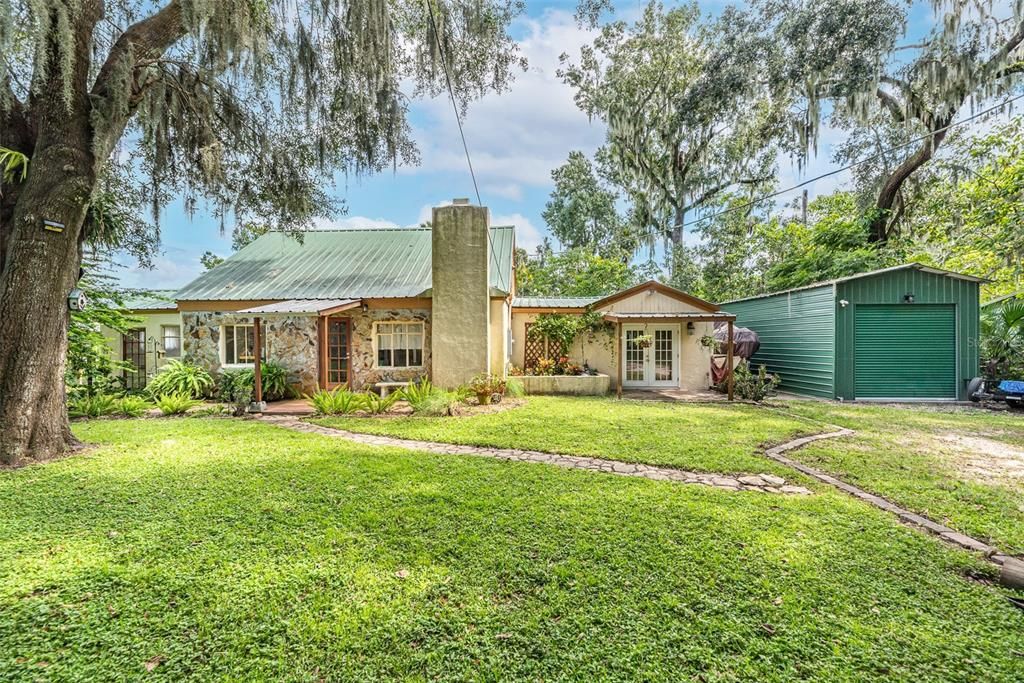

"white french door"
[622,325,678,387]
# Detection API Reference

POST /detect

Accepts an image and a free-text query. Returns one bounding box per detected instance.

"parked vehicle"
[968,377,1024,411]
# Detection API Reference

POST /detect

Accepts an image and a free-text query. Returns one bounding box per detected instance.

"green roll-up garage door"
[854,304,957,399]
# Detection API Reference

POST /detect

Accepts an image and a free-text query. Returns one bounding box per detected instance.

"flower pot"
[477,392,492,405]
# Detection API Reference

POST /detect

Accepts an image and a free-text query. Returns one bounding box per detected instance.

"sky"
[112,0,1006,290]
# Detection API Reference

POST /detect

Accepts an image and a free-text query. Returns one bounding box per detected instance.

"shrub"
[533,358,556,375]
[416,390,465,416]
[148,360,213,399]
[362,389,403,415]
[307,387,365,415]
[69,393,119,418]
[468,373,506,405]
[403,378,438,411]
[155,392,202,415]
[218,370,255,415]
[259,360,291,400]
[722,363,780,402]
[505,377,525,398]
[117,395,151,417]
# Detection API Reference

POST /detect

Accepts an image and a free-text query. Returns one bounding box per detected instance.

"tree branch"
[875,86,906,123]
[90,1,187,155]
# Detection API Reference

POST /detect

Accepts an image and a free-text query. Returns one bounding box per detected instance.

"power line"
[676,93,1024,231]
[424,0,482,207]
[423,1,511,290]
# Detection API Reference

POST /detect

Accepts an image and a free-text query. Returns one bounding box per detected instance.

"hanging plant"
[633,334,654,349]
[699,334,716,349]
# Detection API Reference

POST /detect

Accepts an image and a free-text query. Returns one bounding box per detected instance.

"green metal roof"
[512,296,601,308]
[120,290,178,311]
[720,263,987,305]
[175,227,515,301]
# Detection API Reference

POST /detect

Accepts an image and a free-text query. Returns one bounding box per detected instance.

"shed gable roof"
[720,263,987,306]
[175,227,515,301]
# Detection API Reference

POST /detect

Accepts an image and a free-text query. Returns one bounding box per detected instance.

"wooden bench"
[375,381,408,397]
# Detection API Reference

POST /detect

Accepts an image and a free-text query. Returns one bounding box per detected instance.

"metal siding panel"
[854,304,956,398]
[726,285,835,397]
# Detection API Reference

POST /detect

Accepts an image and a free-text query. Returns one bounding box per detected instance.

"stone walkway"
[260,416,814,495]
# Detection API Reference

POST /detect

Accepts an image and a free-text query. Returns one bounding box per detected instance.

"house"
[722,264,984,401]
[174,201,514,394]
[101,290,181,390]
[510,282,736,396]
[170,200,736,397]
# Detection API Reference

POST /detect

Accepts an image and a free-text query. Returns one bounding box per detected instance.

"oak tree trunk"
[0,153,93,466]
[0,0,100,466]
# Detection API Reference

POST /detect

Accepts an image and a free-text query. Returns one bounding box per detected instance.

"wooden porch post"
[253,316,263,405]
[727,319,734,401]
[318,316,328,390]
[616,321,623,399]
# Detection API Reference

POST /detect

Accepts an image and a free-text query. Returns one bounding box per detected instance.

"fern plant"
[117,395,151,417]
[68,393,119,418]
[155,392,202,415]
[148,360,214,399]
[402,378,437,411]
[258,360,291,400]
[362,389,402,415]
[306,387,366,415]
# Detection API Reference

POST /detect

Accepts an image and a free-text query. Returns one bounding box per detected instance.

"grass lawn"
[314,396,817,477]
[779,402,1024,555]
[1,419,1022,680]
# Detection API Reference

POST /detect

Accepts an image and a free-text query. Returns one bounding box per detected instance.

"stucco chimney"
[431,200,491,387]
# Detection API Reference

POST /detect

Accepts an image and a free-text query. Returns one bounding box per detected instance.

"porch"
[603,312,736,400]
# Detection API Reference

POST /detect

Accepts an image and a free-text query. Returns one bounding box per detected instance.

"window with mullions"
[222,324,267,365]
[375,322,424,368]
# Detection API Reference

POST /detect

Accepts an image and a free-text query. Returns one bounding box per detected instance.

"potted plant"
[633,334,654,349]
[469,373,507,405]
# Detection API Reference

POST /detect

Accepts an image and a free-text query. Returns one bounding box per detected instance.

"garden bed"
[518,373,610,396]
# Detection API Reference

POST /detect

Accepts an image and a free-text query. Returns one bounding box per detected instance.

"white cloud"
[403,9,605,192]
[114,254,204,290]
[314,215,401,230]
[482,182,524,201]
[493,212,542,252]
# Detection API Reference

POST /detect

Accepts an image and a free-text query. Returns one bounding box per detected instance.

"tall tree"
[0,0,524,465]
[542,150,635,259]
[759,0,1024,242]
[560,1,790,267]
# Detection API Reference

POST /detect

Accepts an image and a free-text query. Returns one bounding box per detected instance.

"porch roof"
[237,299,360,316]
[602,311,736,322]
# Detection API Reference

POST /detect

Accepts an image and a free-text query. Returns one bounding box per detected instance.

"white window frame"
[373,321,425,369]
[162,325,182,358]
[220,323,267,367]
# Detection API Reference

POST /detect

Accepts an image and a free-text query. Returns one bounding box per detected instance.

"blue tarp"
[997,380,1024,394]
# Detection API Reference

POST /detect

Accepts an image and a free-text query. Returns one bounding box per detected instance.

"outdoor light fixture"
[687,321,695,334]
[903,293,915,304]
[361,301,369,313]
[839,299,850,307]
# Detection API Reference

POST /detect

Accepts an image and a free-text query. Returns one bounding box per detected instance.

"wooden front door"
[122,328,147,390]
[321,317,351,389]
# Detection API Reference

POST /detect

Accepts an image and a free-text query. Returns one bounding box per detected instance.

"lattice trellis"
[524,323,567,371]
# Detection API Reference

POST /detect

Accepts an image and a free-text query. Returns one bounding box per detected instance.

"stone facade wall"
[182,312,320,393]
[347,307,432,390]
[182,307,432,394]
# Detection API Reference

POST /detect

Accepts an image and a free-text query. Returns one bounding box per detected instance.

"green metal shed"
[722,264,984,401]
